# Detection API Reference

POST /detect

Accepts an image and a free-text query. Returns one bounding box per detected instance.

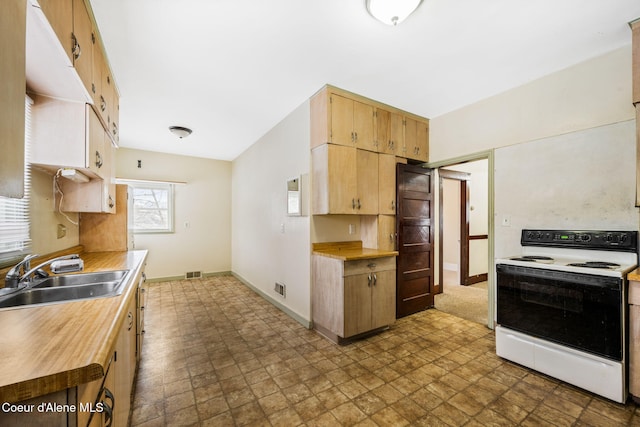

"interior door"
[396,163,434,317]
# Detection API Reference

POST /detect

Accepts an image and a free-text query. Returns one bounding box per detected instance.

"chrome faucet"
[4,254,39,288]
[5,254,82,288]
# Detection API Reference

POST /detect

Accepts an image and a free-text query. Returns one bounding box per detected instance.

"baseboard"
[231,272,312,329]
[146,271,232,283]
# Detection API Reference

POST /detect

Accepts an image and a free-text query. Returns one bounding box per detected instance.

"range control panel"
[521,229,639,252]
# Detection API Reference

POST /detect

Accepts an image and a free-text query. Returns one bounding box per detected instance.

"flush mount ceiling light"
[365,0,423,26]
[169,126,193,139]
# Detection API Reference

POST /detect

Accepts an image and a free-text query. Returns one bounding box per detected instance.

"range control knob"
[604,234,614,242]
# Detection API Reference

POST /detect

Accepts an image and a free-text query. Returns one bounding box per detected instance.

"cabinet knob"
[95,151,103,168]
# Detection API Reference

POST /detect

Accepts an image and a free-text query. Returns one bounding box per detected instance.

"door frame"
[423,150,495,329]
[438,169,470,291]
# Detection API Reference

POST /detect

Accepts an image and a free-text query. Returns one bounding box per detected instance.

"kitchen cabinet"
[310,85,429,161]
[137,269,147,361]
[379,154,407,214]
[92,34,120,145]
[312,251,396,342]
[36,0,93,99]
[31,96,117,213]
[312,144,379,214]
[0,0,26,198]
[375,107,404,156]
[378,215,396,252]
[31,97,108,179]
[113,296,136,426]
[330,94,376,150]
[80,185,131,251]
[404,116,429,162]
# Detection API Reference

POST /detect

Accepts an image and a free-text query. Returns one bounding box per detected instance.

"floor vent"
[275,282,286,298]
[185,271,202,279]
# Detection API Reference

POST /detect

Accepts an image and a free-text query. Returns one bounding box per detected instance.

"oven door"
[496,263,623,360]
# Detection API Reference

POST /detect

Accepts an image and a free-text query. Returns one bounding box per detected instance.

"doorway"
[434,159,489,325]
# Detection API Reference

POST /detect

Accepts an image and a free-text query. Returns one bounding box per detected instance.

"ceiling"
[88,0,640,162]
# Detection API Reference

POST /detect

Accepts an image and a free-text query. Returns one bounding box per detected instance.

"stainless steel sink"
[30,270,129,289]
[0,270,130,309]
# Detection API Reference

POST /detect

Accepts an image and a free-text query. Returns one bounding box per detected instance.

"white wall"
[231,100,311,324]
[430,46,634,162]
[116,148,232,279]
[430,45,638,258]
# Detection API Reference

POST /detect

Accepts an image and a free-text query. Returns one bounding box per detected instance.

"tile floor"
[131,275,640,426]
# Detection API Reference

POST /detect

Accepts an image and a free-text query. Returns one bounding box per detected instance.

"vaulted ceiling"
[89,0,640,161]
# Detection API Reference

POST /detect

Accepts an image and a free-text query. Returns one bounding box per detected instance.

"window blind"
[0,96,32,266]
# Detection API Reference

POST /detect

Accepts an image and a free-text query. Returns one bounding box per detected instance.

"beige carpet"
[434,277,488,325]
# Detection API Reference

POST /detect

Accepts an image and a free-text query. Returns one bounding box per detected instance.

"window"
[129,182,174,233]
[0,96,32,267]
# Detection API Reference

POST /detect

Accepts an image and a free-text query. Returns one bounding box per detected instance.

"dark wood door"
[396,163,434,318]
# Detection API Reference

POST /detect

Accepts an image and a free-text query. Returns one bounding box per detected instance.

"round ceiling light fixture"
[169,126,193,139]
[365,0,423,26]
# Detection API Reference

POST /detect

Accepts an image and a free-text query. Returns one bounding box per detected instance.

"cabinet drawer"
[344,257,395,276]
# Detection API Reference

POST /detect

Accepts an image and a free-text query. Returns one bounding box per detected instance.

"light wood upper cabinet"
[312,144,379,214]
[378,154,397,214]
[375,107,404,156]
[356,148,379,214]
[404,116,429,162]
[72,0,93,101]
[0,0,26,198]
[330,94,375,150]
[311,85,429,161]
[36,0,73,63]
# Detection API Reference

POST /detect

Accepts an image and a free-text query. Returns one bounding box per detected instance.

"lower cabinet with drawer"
[312,254,396,343]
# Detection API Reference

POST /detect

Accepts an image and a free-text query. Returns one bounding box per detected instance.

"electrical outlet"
[57,224,67,239]
[349,224,355,235]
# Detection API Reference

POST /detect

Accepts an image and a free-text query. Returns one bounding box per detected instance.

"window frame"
[0,96,32,267]
[128,182,175,234]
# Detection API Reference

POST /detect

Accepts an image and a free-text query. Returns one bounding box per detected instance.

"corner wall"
[231,100,312,325]
[116,148,232,279]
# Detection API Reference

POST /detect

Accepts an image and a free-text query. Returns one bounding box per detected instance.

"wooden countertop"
[312,241,398,261]
[0,248,147,403]
[629,268,640,282]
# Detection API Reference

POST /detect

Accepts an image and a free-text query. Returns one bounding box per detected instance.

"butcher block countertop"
[312,241,398,260]
[628,268,640,282]
[0,247,147,403]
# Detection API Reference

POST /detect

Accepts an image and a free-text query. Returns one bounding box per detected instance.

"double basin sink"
[0,270,130,309]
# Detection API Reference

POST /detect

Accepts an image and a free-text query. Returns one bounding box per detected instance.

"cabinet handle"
[352,198,356,209]
[71,33,81,60]
[391,200,395,211]
[103,387,115,426]
[389,233,394,242]
[108,195,114,208]
[112,122,118,137]
[357,199,361,209]
[351,132,355,143]
[354,132,358,143]
[127,311,134,331]
[95,151,103,168]
[100,95,107,112]
[373,273,377,286]
[367,262,377,268]
[368,274,372,287]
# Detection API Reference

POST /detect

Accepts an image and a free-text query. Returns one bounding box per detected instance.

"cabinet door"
[312,144,357,214]
[376,108,404,156]
[0,0,26,198]
[404,117,429,162]
[415,120,429,162]
[114,298,136,426]
[72,0,93,95]
[91,36,105,113]
[344,273,372,337]
[353,100,375,151]
[356,149,378,214]
[88,107,106,178]
[330,94,354,146]
[378,215,396,252]
[37,0,73,64]
[378,153,396,214]
[371,269,396,329]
